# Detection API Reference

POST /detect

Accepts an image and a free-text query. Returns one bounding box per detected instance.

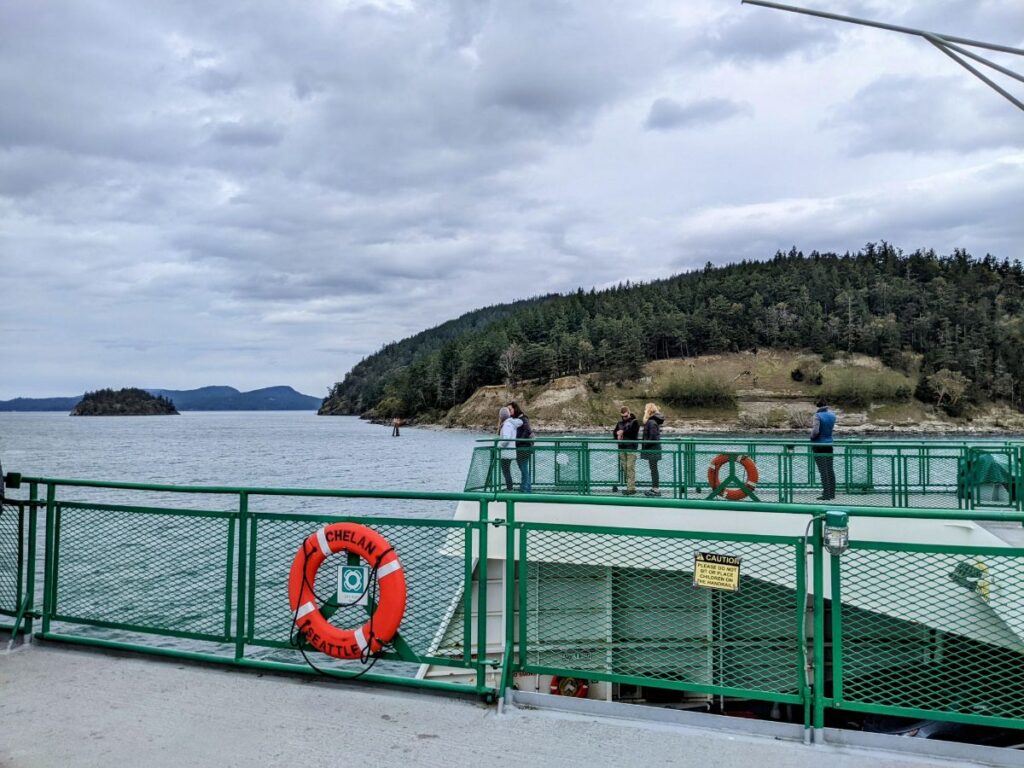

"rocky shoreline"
[354,353,1024,437]
[372,417,1022,438]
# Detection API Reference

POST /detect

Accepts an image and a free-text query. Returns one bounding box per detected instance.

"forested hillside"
[320,244,1024,418]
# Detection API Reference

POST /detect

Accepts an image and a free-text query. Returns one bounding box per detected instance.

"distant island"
[0,385,321,412]
[72,388,179,416]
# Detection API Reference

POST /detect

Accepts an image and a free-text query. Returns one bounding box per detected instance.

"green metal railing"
[23,477,498,699]
[4,474,1024,739]
[513,521,807,707]
[493,492,1024,736]
[0,497,37,639]
[467,437,1024,511]
[831,539,1024,729]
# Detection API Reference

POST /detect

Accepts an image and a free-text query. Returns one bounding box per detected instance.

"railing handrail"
[473,435,1024,448]
[17,475,491,502]
[13,474,1024,522]
[491,490,1024,522]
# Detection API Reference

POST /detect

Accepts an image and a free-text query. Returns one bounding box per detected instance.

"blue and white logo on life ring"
[339,565,370,606]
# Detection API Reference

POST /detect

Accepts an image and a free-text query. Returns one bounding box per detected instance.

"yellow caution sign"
[693,551,741,592]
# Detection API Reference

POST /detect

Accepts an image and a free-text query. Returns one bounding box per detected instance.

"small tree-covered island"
[71,388,179,416]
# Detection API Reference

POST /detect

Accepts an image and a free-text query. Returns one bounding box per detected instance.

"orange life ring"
[288,523,407,660]
[550,676,589,697]
[708,454,759,501]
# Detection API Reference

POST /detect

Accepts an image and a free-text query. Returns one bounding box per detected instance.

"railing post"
[476,499,489,692]
[783,446,794,504]
[812,515,826,742]
[829,548,844,711]
[488,446,498,492]
[581,443,591,494]
[499,498,517,700]
[41,483,56,635]
[795,538,809,741]
[234,492,249,661]
[889,456,898,508]
[673,444,683,498]
[463,520,474,666]
[24,482,38,637]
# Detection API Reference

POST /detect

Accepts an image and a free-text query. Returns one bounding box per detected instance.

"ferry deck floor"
[0,642,1005,768]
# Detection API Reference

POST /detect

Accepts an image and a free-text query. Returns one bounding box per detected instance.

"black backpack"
[516,415,534,446]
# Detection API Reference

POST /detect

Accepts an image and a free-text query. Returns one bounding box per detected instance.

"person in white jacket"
[498,406,523,491]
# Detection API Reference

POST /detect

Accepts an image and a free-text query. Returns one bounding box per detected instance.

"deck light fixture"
[824,510,849,556]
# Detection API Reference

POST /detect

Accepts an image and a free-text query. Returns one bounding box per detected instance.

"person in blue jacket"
[810,398,837,500]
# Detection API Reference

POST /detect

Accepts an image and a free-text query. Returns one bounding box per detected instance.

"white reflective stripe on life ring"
[316,528,331,557]
[354,626,368,651]
[296,601,317,620]
[377,559,402,580]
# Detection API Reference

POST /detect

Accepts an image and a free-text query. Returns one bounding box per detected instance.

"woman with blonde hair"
[640,402,665,496]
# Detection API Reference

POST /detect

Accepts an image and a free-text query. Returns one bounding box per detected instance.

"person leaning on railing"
[613,406,640,495]
[641,402,665,496]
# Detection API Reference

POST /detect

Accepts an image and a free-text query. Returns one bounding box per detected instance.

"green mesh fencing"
[47,502,238,642]
[833,541,1024,729]
[35,483,494,697]
[467,440,1024,511]
[0,500,26,625]
[515,523,806,703]
[246,514,488,678]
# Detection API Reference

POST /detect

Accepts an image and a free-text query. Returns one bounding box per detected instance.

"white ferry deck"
[0,642,1007,768]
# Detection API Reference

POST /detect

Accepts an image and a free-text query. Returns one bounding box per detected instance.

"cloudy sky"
[1,0,1021,400]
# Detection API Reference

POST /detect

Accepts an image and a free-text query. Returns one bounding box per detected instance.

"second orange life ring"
[288,523,407,660]
[708,454,759,501]
[550,676,589,697]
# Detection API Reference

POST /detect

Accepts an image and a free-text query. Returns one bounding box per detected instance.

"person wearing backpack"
[507,401,533,493]
[641,402,665,496]
[613,406,640,495]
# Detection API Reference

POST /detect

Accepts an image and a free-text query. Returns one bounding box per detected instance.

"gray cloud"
[0,0,1021,399]
[208,121,283,147]
[644,97,750,131]
[686,7,841,65]
[829,74,1024,156]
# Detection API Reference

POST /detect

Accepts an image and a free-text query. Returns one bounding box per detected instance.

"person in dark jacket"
[613,406,640,495]
[641,402,665,496]
[810,398,837,500]
[507,401,532,493]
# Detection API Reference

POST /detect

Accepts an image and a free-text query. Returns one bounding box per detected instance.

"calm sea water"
[0,411,485,489]
[0,412,488,516]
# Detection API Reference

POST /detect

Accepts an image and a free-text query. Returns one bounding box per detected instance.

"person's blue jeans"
[516,455,532,493]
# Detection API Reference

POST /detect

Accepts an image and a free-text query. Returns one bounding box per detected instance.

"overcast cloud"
[1,0,1022,399]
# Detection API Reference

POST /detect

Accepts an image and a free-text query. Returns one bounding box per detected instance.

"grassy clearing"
[869,401,930,424]
[658,373,736,408]
[821,368,914,407]
[449,350,921,429]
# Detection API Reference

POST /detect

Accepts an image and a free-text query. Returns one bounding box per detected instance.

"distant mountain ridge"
[0,386,320,412]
